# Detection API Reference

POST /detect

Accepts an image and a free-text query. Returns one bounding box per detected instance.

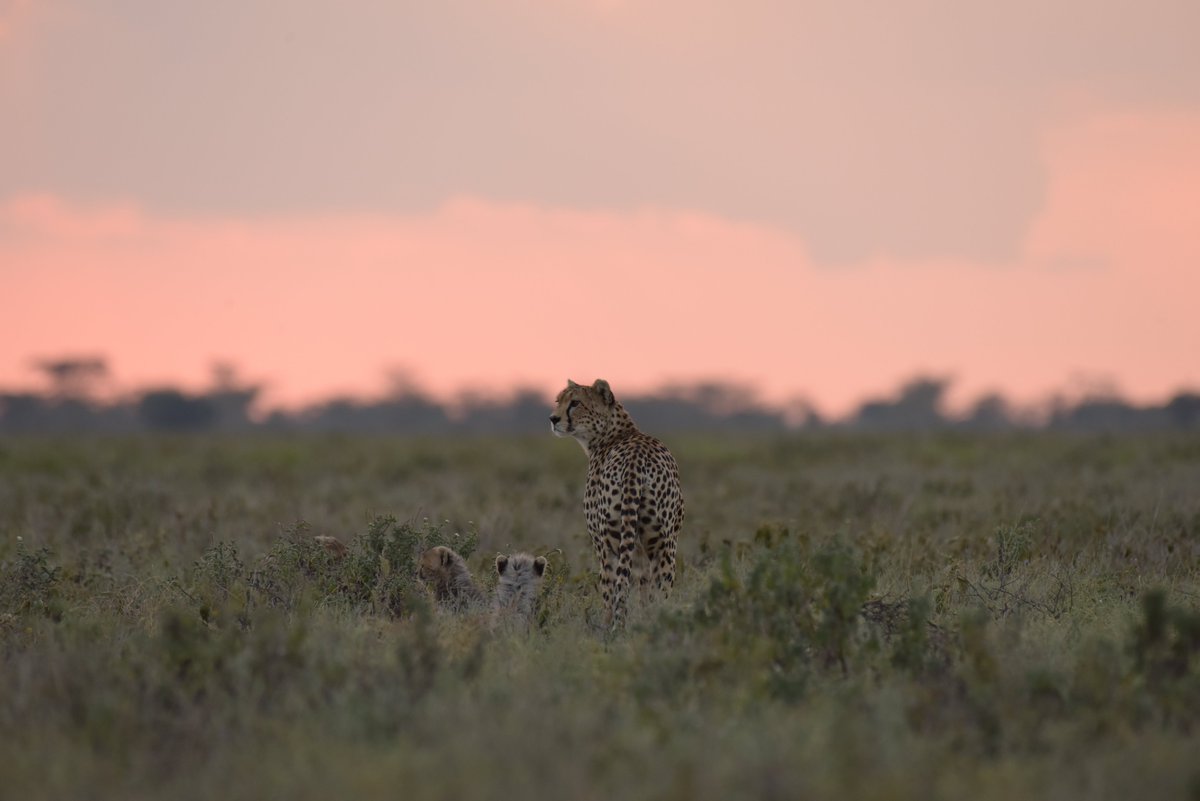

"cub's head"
[495,553,548,581]
[418,545,461,580]
[550,379,628,446]
[494,553,548,611]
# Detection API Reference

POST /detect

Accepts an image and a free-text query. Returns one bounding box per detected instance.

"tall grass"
[1,432,1197,800]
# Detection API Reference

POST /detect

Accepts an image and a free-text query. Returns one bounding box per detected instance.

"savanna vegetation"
[1,432,1198,800]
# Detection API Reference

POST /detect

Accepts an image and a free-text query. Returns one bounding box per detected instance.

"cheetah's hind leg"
[647,531,678,601]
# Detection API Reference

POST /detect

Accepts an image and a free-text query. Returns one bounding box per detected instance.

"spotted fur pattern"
[551,378,684,628]
[493,552,548,624]
[418,545,485,611]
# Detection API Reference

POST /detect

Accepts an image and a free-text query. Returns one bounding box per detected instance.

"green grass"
[1,432,1198,800]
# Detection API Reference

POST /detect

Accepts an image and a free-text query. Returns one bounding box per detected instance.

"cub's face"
[495,553,548,580]
[550,379,616,442]
[418,546,456,580]
[494,553,548,608]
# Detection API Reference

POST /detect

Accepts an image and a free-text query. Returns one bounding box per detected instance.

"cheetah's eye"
[568,400,580,410]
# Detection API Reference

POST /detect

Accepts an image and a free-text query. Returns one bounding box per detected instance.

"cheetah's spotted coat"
[550,378,684,628]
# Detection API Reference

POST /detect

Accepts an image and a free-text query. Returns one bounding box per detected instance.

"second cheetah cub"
[313,535,348,559]
[493,553,548,624]
[419,545,486,611]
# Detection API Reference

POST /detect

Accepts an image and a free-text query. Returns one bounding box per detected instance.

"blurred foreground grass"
[1,432,1198,800]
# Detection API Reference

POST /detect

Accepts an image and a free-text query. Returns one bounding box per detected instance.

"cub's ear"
[495,555,509,575]
[592,379,614,406]
[533,556,548,577]
[566,379,579,389]
[440,548,454,567]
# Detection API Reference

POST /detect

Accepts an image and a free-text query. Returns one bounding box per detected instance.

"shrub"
[651,528,877,702]
[174,516,480,624]
[0,543,64,621]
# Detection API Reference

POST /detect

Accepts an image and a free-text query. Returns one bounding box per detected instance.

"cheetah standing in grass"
[550,379,684,628]
[418,545,486,611]
[493,553,548,624]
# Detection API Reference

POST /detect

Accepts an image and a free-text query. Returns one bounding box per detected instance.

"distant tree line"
[1,358,1198,434]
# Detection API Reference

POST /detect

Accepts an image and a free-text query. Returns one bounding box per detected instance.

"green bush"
[172,516,481,625]
[0,543,63,621]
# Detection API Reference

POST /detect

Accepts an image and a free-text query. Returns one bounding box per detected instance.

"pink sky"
[2,3,1199,417]
[4,109,1198,416]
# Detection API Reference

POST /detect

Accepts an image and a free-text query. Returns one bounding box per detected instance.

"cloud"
[2,0,1197,265]
[0,0,31,41]
[3,109,1198,413]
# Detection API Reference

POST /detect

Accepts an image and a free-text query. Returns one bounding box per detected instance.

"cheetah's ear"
[440,548,453,567]
[566,379,579,389]
[533,556,548,577]
[495,555,509,575]
[592,379,614,406]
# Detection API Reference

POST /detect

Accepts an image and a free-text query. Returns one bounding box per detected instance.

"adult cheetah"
[550,379,683,628]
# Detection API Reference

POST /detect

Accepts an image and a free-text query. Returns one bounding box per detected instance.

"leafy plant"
[0,543,64,621]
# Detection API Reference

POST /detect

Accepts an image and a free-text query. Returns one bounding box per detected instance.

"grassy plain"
[1,432,1198,800]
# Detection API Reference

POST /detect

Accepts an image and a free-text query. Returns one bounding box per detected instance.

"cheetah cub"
[313,535,348,559]
[419,545,486,611]
[493,553,548,624]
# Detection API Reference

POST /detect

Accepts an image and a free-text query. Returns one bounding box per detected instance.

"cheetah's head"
[550,378,627,448]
